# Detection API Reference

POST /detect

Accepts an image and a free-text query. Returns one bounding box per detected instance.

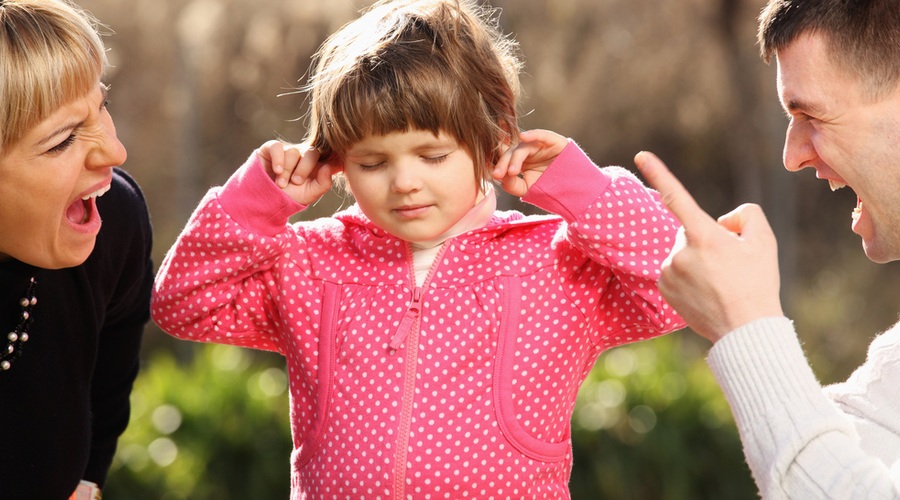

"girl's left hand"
[258,140,341,206]
[492,129,568,197]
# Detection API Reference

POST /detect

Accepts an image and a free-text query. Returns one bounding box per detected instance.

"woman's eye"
[47,134,76,154]
[100,82,111,110]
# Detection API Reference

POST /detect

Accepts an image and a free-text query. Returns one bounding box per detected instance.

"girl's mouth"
[394,204,431,219]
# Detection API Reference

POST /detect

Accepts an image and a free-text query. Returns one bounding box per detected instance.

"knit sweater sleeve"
[151,153,308,352]
[707,317,900,499]
[521,140,685,343]
[85,169,154,488]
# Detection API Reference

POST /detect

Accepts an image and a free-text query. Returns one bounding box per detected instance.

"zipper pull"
[389,288,422,350]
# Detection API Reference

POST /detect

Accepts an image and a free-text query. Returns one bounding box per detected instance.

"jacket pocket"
[294,281,341,469]
[492,277,570,463]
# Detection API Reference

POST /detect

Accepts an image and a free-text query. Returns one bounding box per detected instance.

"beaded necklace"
[1,277,37,372]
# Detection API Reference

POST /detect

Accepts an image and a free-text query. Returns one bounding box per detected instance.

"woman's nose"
[86,113,127,170]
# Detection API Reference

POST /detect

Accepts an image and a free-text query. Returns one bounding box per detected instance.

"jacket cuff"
[521,140,611,222]
[217,152,305,235]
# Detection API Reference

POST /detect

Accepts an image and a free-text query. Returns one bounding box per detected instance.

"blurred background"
[76,0,900,498]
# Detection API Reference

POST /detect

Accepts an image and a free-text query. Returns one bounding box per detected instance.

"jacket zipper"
[389,287,422,350]
[391,241,449,500]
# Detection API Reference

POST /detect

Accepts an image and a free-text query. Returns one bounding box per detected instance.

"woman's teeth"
[82,184,111,200]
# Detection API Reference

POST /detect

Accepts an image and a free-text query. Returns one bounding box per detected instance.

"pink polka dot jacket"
[151,141,685,499]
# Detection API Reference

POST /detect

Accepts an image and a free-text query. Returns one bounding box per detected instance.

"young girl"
[152,0,684,497]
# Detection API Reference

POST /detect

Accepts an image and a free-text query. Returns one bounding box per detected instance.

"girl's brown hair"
[303,0,522,188]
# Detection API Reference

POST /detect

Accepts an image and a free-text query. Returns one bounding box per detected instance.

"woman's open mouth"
[65,183,111,230]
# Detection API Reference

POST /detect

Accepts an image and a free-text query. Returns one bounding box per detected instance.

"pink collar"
[411,186,496,250]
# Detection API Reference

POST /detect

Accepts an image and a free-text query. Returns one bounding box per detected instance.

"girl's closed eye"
[358,161,385,171]
[423,153,450,164]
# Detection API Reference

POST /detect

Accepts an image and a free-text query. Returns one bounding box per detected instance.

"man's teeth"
[828,179,847,191]
[82,184,111,201]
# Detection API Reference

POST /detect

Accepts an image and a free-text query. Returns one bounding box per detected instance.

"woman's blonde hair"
[303,0,522,187]
[0,0,107,153]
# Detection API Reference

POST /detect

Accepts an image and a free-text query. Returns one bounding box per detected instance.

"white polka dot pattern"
[152,144,685,499]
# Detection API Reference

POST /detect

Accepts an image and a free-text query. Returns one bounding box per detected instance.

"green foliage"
[570,333,757,499]
[106,334,756,499]
[104,345,292,500]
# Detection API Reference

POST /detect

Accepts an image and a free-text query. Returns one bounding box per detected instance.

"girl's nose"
[390,162,422,193]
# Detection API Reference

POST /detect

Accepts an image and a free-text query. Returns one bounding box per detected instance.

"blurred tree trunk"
[174,38,203,223]
[716,0,796,300]
[718,0,761,203]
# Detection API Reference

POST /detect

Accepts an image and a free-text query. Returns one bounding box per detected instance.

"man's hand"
[634,151,785,342]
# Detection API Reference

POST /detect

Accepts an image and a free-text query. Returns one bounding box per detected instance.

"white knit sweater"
[708,317,900,499]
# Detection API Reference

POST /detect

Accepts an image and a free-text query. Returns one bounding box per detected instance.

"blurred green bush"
[569,332,757,499]
[104,344,293,499]
[105,332,756,499]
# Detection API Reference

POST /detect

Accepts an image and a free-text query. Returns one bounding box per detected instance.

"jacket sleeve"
[708,317,900,499]
[85,169,154,487]
[522,140,685,344]
[151,153,309,353]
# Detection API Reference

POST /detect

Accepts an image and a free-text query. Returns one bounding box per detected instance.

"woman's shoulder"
[90,168,152,269]
[97,168,151,235]
[107,168,149,212]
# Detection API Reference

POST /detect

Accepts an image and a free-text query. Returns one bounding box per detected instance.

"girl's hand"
[492,129,568,197]
[257,140,342,205]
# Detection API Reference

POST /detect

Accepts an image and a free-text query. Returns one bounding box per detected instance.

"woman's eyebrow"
[36,121,81,147]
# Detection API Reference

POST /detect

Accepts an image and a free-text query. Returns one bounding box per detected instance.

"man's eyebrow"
[784,97,823,116]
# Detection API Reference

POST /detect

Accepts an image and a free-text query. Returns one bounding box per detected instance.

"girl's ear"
[496,121,520,156]
[498,122,515,147]
[333,170,350,194]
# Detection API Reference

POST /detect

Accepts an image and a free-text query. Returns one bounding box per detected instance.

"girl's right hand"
[257,140,342,205]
